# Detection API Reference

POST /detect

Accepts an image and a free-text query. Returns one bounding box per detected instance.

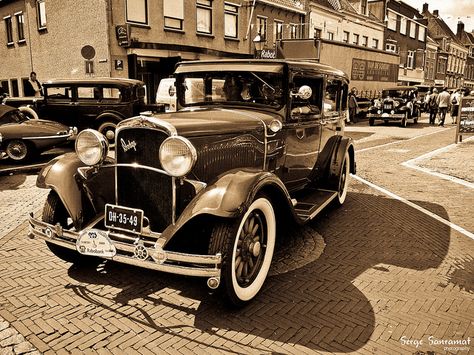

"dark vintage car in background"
[3,78,163,145]
[28,59,356,306]
[367,86,420,127]
[0,105,76,162]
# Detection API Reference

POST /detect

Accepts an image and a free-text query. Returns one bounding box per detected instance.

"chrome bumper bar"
[28,213,222,283]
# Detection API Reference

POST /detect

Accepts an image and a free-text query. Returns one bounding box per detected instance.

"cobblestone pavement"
[0,115,472,354]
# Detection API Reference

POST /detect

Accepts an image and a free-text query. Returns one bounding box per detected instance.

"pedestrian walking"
[348,88,358,124]
[436,87,450,127]
[24,71,43,97]
[450,89,461,124]
[428,88,438,125]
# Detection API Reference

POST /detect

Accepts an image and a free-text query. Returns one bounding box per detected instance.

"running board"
[294,189,338,222]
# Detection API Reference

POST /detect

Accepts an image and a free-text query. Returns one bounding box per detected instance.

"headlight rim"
[159,136,197,177]
[75,129,109,166]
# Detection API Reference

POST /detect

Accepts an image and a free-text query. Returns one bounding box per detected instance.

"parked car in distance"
[156,78,177,112]
[0,105,76,162]
[29,59,356,306]
[367,86,420,127]
[3,78,163,145]
[355,96,372,120]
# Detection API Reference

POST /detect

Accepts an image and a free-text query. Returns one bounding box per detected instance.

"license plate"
[76,229,116,258]
[105,204,143,234]
[384,105,392,109]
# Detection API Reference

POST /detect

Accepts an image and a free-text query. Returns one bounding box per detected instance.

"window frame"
[400,17,407,35]
[289,23,298,39]
[4,15,13,45]
[372,38,379,49]
[386,43,397,53]
[362,35,368,47]
[14,12,25,43]
[224,2,238,38]
[164,0,184,30]
[409,21,416,38]
[274,20,283,43]
[257,16,267,41]
[418,26,425,42]
[387,11,397,31]
[343,31,349,43]
[196,0,213,35]
[125,0,148,26]
[353,33,359,45]
[36,0,47,30]
[407,50,415,69]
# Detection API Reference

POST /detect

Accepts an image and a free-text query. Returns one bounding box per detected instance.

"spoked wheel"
[209,195,276,307]
[98,121,117,147]
[43,191,96,264]
[6,140,32,162]
[335,151,350,206]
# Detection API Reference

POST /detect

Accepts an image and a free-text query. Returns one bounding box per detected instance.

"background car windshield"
[0,110,28,124]
[382,90,409,98]
[178,71,283,108]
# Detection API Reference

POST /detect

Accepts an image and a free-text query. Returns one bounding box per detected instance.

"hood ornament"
[121,138,137,152]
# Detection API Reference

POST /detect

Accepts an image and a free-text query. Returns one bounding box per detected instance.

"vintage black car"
[367,86,420,127]
[3,78,162,145]
[28,59,356,306]
[0,105,76,162]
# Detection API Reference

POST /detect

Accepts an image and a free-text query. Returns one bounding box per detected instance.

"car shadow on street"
[0,172,27,190]
[64,191,450,353]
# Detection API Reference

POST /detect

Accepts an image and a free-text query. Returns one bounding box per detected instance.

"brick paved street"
[0,115,472,354]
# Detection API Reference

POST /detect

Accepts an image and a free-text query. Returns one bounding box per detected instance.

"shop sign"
[351,59,398,82]
[455,96,474,143]
[116,25,130,47]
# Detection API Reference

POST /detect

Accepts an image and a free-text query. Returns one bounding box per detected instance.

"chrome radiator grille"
[116,128,172,232]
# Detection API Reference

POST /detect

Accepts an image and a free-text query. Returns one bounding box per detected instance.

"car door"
[320,78,346,151]
[43,85,75,125]
[282,73,323,192]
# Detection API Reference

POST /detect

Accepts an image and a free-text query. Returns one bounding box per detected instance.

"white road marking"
[351,174,474,240]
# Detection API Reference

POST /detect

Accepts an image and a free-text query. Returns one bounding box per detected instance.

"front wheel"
[335,151,350,206]
[209,196,276,307]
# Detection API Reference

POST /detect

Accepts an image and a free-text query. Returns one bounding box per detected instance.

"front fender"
[160,169,292,246]
[36,152,87,227]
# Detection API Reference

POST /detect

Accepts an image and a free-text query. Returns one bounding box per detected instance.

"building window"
[197,0,213,34]
[224,3,238,38]
[407,50,414,69]
[400,17,407,35]
[372,38,379,49]
[387,11,397,31]
[15,12,25,42]
[313,27,321,39]
[290,23,298,39]
[343,31,349,43]
[353,34,359,45]
[11,79,19,97]
[362,35,368,47]
[274,20,283,43]
[164,0,184,30]
[418,26,425,41]
[327,32,334,41]
[126,0,148,25]
[386,43,397,53]
[257,16,267,41]
[36,0,47,29]
[1,80,9,96]
[409,21,416,38]
[4,16,13,44]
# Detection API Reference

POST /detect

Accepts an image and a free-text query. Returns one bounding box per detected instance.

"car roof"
[43,78,144,87]
[383,86,418,91]
[0,104,18,117]
[175,59,349,80]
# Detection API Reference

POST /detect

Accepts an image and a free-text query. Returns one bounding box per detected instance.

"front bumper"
[367,113,405,120]
[28,213,222,283]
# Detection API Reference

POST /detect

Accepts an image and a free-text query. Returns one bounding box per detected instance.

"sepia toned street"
[0,115,472,354]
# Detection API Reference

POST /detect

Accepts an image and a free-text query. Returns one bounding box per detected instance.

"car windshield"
[177,71,284,109]
[382,90,411,98]
[0,109,29,124]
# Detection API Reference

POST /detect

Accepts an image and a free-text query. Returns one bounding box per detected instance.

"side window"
[102,87,121,102]
[290,74,323,119]
[324,79,343,117]
[77,87,101,101]
[46,87,71,101]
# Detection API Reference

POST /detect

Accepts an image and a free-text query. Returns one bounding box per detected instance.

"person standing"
[348,88,358,124]
[428,88,438,125]
[450,89,461,124]
[436,87,451,127]
[24,71,43,97]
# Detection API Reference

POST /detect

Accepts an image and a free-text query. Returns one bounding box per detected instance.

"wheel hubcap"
[235,211,266,286]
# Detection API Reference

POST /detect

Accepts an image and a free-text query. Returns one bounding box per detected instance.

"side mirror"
[291,85,312,100]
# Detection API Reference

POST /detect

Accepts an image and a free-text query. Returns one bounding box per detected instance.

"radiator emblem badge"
[121,138,137,152]
[134,244,149,260]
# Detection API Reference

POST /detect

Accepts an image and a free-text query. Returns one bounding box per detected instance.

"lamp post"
[253,34,264,58]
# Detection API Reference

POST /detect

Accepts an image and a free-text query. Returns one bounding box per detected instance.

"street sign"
[455,95,474,143]
[115,59,124,71]
[116,25,130,47]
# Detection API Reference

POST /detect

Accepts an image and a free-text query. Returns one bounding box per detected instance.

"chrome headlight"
[75,129,109,166]
[159,136,197,177]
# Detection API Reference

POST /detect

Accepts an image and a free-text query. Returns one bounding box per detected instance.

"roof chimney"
[433,10,439,17]
[422,3,428,13]
[457,21,464,38]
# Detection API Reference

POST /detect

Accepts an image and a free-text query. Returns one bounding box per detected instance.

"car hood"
[143,107,281,137]
[0,119,69,137]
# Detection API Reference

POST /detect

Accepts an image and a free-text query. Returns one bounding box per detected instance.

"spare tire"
[19,106,39,120]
